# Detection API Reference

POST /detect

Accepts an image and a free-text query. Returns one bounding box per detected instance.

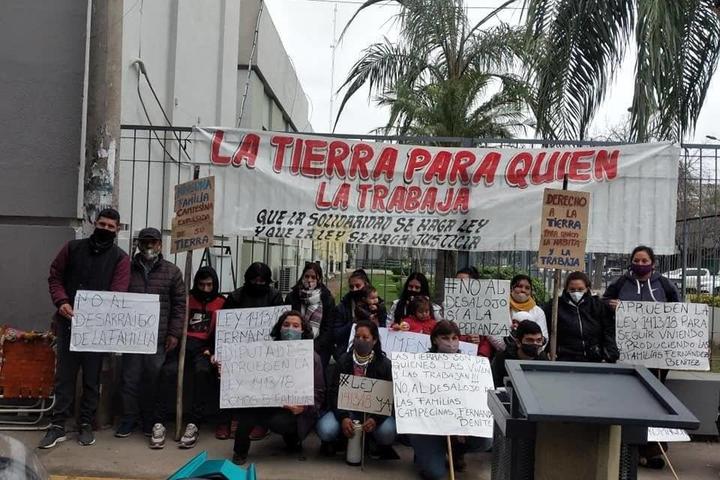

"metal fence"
[119,125,720,363]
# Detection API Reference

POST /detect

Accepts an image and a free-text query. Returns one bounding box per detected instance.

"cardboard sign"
[71,290,160,354]
[616,301,710,371]
[392,352,494,437]
[171,176,215,253]
[347,325,478,356]
[647,428,690,442]
[338,374,393,416]
[536,188,589,271]
[214,305,290,361]
[443,278,511,336]
[219,339,314,409]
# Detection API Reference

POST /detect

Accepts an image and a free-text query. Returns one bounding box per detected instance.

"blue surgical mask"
[280,328,302,341]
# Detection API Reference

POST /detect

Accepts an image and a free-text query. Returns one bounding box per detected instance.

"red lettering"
[210,131,232,165]
[404,148,432,182]
[423,150,452,183]
[349,144,374,180]
[326,141,349,178]
[472,152,501,186]
[271,135,293,173]
[315,182,332,209]
[334,183,351,209]
[419,187,438,212]
[290,139,303,175]
[568,150,594,181]
[556,151,571,180]
[373,147,398,181]
[387,186,406,212]
[449,151,476,184]
[232,133,260,167]
[595,149,619,181]
[437,189,455,213]
[506,152,533,188]
[300,139,327,177]
[405,186,422,211]
[453,188,470,213]
[530,151,559,185]
[371,185,389,211]
[357,184,372,209]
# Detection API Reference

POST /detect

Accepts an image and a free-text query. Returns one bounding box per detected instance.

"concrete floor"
[4,427,719,479]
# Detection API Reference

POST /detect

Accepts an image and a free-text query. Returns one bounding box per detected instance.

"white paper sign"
[71,290,160,354]
[214,305,290,361]
[647,428,690,442]
[616,301,710,371]
[348,326,478,356]
[443,278,511,336]
[219,339,314,409]
[392,352,494,437]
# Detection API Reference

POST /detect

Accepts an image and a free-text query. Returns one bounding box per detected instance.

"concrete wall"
[0,0,88,330]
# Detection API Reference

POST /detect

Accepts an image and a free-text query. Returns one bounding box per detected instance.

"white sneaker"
[149,423,166,449]
[179,423,199,449]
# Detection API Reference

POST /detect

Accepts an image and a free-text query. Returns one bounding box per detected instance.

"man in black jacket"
[115,227,185,447]
[492,320,548,388]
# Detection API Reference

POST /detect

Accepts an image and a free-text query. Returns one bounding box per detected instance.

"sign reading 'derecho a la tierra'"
[537,188,589,271]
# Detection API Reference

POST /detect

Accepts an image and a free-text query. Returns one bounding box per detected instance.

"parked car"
[664,268,719,294]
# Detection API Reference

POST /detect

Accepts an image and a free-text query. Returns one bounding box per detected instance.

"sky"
[264,0,720,145]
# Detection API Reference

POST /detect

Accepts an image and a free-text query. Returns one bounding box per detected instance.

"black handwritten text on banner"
[338,374,394,416]
[214,305,290,361]
[444,278,511,336]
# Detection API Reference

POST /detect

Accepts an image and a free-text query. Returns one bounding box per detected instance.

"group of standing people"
[39,210,678,475]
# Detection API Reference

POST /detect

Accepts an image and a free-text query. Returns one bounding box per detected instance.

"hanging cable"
[237,0,265,127]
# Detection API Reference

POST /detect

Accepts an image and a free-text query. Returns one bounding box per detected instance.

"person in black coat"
[285,262,336,369]
[544,271,618,363]
[223,262,284,309]
[332,269,372,359]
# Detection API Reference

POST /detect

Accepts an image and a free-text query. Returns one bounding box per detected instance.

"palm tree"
[336,0,532,300]
[523,0,720,141]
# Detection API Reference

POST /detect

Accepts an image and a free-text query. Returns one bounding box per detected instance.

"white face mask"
[570,291,585,303]
[143,248,159,261]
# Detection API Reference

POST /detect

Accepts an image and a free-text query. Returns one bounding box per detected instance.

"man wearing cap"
[40,209,130,449]
[115,227,185,442]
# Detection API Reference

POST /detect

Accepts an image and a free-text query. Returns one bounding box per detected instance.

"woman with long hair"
[388,272,443,325]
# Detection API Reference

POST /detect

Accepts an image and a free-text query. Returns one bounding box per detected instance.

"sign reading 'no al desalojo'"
[537,188,590,271]
[171,176,215,253]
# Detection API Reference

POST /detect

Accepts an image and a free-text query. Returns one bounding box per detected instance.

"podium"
[488,361,699,480]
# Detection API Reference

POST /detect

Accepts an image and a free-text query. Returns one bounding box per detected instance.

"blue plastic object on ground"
[168,451,258,480]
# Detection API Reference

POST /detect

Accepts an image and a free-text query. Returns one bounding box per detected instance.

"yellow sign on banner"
[171,176,214,253]
[537,188,590,271]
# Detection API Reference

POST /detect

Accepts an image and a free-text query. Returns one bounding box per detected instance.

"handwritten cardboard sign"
[616,301,710,371]
[171,176,215,253]
[338,374,393,416]
[219,339,314,409]
[443,278,511,336]
[71,290,160,354]
[214,305,290,361]
[392,352,494,437]
[536,188,589,271]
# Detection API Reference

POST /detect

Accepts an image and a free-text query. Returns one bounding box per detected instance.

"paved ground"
[5,428,719,479]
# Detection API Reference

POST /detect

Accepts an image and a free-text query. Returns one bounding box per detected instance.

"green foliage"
[687,293,720,308]
[476,266,548,304]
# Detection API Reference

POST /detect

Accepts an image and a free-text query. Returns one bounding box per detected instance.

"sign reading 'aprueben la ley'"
[171,176,215,253]
[537,188,590,271]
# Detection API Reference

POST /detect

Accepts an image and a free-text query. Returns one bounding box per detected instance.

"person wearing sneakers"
[115,228,186,444]
[150,266,225,449]
[40,209,130,449]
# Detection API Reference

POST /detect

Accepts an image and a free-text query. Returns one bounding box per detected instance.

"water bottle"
[345,420,363,466]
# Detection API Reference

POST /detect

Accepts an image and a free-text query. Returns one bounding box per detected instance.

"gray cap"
[137,227,162,240]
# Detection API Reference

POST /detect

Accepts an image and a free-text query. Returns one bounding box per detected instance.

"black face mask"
[520,343,540,358]
[245,282,270,297]
[92,227,116,243]
[350,289,366,300]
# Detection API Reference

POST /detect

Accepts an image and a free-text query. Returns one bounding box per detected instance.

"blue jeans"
[409,435,492,480]
[316,411,396,445]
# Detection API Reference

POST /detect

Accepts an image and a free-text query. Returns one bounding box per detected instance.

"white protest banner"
[347,326,478,356]
[219,339,314,409]
[214,305,290,361]
[71,290,160,354]
[647,428,691,442]
[392,352,494,437]
[193,128,679,253]
[443,278,511,336]
[616,301,710,371]
[338,374,394,416]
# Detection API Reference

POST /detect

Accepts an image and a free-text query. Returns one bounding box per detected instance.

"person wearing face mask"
[318,320,396,457]
[229,311,325,465]
[490,274,548,352]
[491,320,548,388]
[215,262,283,441]
[545,271,618,363]
[388,272,443,325]
[285,262,336,369]
[408,321,490,478]
[332,269,373,360]
[116,228,186,442]
[41,209,130,449]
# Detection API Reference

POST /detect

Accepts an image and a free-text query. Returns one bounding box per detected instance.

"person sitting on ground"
[546,271,618,363]
[285,262,336,369]
[392,295,437,335]
[215,262,284,441]
[231,310,325,465]
[332,269,372,359]
[354,286,387,327]
[491,320,548,388]
[388,272,442,324]
[317,320,396,457]
[409,320,491,478]
[454,267,493,358]
[151,266,225,450]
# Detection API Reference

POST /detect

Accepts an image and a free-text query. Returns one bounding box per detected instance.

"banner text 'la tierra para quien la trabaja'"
[193,128,680,253]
